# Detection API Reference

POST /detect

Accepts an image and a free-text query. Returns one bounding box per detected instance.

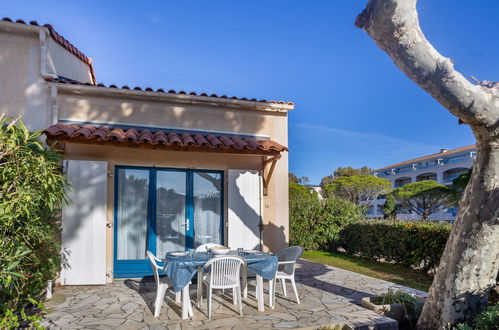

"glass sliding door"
[115,168,150,277]
[193,171,223,248]
[155,170,187,259]
[114,166,223,278]
[116,168,149,260]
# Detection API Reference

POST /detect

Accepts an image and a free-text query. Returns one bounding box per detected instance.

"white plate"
[170,251,188,257]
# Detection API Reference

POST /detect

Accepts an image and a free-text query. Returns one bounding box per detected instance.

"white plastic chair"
[195,243,223,306]
[200,256,246,319]
[273,246,304,304]
[146,251,183,317]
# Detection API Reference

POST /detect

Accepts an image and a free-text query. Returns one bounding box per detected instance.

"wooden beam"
[262,154,281,196]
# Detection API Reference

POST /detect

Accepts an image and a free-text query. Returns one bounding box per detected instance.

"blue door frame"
[113,166,223,278]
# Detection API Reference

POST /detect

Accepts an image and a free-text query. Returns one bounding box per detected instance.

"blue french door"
[114,166,223,278]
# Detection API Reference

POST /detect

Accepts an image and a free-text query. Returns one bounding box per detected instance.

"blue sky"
[4,1,498,184]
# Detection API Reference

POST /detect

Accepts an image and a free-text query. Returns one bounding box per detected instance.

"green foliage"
[383,194,396,219]
[289,183,361,250]
[451,169,472,206]
[454,303,499,330]
[392,180,456,220]
[320,166,372,187]
[334,165,372,177]
[288,172,300,184]
[0,116,68,325]
[288,173,310,185]
[320,174,335,187]
[339,220,451,272]
[375,289,423,326]
[299,176,310,185]
[289,183,316,200]
[323,174,391,204]
[451,169,472,192]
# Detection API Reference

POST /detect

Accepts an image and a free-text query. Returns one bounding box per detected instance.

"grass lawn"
[302,250,433,292]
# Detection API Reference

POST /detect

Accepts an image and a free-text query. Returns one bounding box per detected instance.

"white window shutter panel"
[228,169,262,250]
[61,160,107,285]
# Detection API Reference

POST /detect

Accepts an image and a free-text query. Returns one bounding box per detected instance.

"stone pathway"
[42,259,426,329]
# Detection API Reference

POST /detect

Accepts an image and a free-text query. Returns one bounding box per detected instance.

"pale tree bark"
[355,1,499,328]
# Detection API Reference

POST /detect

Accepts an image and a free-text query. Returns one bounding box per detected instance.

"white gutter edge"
[51,82,295,112]
[39,28,58,80]
[0,21,58,80]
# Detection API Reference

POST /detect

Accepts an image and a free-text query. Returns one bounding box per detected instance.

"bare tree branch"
[355,0,499,130]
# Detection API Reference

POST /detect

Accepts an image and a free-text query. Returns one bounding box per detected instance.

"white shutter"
[61,160,107,285]
[228,170,262,250]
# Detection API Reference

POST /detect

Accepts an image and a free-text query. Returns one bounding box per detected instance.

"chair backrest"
[276,246,304,275]
[195,243,223,252]
[204,256,246,288]
[146,251,162,286]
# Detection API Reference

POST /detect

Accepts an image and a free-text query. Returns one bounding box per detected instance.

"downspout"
[50,85,59,125]
[39,28,57,80]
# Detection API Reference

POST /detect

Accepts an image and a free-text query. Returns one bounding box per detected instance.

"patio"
[42,259,426,329]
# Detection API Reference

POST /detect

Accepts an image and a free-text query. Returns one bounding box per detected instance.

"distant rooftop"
[375,145,476,172]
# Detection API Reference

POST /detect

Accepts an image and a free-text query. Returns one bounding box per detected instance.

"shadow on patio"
[41,258,420,329]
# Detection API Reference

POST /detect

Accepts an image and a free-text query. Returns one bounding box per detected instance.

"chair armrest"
[278,261,296,265]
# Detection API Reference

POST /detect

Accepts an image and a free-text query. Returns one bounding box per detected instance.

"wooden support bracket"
[262,154,281,196]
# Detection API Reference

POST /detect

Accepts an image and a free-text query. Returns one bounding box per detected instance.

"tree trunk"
[355,1,499,328]
[419,138,499,328]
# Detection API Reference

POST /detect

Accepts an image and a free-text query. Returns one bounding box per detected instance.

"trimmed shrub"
[0,117,68,327]
[339,220,451,271]
[289,183,362,250]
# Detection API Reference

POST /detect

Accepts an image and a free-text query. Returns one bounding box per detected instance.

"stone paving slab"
[42,259,427,329]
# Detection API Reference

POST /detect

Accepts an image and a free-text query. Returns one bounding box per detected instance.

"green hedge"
[289,184,362,250]
[339,220,451,272]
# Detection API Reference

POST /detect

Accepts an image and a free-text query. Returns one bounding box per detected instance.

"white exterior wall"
[370,149,476,222]
[0,20,94,131]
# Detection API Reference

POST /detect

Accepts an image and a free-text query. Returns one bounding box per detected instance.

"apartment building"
[369,145,476,221]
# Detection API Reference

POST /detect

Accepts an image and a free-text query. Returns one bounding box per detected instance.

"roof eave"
[374,145,476,172]
[0,19,95,83]
[49,81,295,112]
[47,136,283,156]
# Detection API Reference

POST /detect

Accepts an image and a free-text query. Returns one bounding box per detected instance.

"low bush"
[454,302,499,330]
[339,220,451,272]
[289,183,362,250]
[374,289,423,327]
[0,116,68,327]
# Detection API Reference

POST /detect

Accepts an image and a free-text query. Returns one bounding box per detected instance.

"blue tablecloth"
[163,251,278,292]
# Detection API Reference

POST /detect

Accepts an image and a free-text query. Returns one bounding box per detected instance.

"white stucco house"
[0,18,293,284]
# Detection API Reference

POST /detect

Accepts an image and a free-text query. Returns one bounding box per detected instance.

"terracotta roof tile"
[45,123,287,155]
[1,17,96,84]
[45,77,294,106]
